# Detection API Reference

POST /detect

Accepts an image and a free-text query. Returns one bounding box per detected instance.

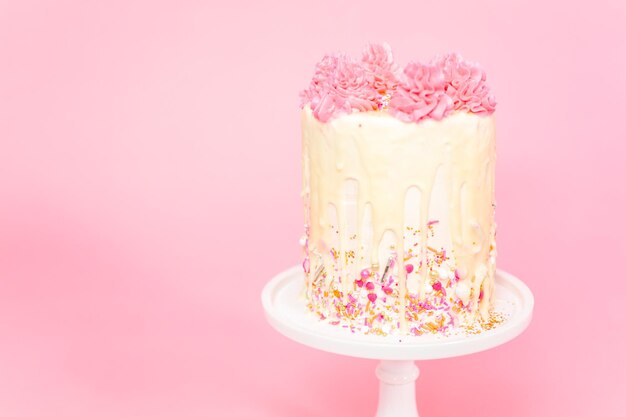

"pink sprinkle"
[427,220,440,226]
[479,289,484,301]
[366,281,375,291]
[383,286,393,295]
[367,293,377,303]
[405,264,414,274]
[355,279,364,288]
[360,269,370,279]
[454,270,461,282]
[432,281,442,291]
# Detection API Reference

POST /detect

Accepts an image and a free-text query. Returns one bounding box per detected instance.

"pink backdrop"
[1,0,625,416]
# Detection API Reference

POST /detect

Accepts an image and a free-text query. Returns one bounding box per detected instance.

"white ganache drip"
[301,105,497,334]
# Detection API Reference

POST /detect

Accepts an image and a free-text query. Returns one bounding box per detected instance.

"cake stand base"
[262,266,533,417]
[376,360,419,417]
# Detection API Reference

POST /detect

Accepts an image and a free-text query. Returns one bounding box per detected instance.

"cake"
[300,43,500,336]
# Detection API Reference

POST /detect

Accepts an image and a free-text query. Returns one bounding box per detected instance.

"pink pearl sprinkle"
[365,281,375,291]
[355,279,364,288]
[360,269,370,279]
[405,264,414,274]
[367,293,377,303]
[432,281,442,291]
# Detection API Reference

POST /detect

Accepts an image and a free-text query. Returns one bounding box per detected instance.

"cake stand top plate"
[262,266,533,361]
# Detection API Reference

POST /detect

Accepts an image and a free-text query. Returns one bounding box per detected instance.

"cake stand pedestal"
[262,266,533,417]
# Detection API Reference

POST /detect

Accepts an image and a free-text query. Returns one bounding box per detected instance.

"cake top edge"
[302,103,495,127]
[300,43,496,124]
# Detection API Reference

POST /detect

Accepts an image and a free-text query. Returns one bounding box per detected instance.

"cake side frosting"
[301,106,497,335]
[300,44,499,336]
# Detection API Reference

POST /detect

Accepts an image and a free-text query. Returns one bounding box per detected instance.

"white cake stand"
[262,266,533,417]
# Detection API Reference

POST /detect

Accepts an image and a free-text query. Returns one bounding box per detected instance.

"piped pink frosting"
[361,42,399,95]
[388,62,453,122]
[301,44,496,123]
[300,54,379,122]
[434,53,496,115]
[300,43,402,122]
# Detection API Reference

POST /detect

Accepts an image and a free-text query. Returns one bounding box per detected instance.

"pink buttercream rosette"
[361,42,399,95]
[300,45,496,123]
[388,62,453,122]
[300,54,379,122]
[433,53,496,115]
[300,43,401,122]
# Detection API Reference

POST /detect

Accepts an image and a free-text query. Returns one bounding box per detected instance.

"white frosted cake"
[300,44,500,336]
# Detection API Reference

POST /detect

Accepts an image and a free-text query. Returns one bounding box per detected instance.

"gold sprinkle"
[380,256,393,283]
[313,264,325,284]
[367,328,388,336]
[427,246,442,255]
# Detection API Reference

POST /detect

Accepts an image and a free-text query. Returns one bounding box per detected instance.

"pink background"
[1,0,625,416]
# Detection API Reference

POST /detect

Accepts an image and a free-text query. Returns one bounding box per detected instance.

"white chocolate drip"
[302,106,496,332]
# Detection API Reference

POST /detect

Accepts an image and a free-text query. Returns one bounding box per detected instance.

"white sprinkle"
[437,267,450,280]
[455,281,471,305]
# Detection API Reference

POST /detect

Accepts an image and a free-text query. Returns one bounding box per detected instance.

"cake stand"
[262,266,533,417]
